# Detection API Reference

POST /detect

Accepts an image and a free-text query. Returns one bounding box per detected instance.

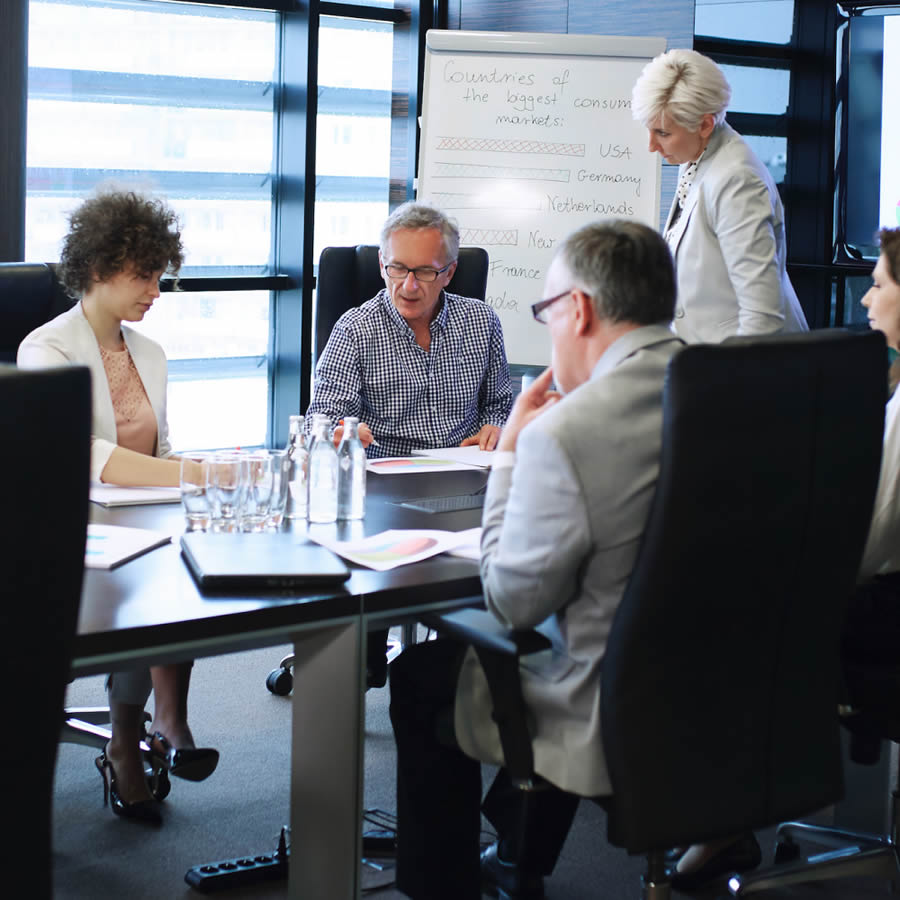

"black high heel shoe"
[95,752,162,825]
[149,731,219,782]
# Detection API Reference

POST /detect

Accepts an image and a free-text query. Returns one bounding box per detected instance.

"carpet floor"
[52,641,896,899]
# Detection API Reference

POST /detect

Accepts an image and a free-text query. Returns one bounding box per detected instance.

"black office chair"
[313,244,490,361]
[728,575,900,895]
[425,329,886,899]
[265,243,490,696]
[0,262,130,757]
[0,262,75,363]
[1,364,90,899]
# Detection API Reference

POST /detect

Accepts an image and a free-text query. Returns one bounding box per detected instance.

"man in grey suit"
[390,219,684,900]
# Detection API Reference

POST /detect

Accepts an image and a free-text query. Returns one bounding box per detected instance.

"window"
[830,3,900,328]
[695,0,794,44]
[14,0,437,446]
[305,7,411,394]
[695,4,794,187]
[313,15,394,263]
[842,9,900,255]
[26,0,278,449]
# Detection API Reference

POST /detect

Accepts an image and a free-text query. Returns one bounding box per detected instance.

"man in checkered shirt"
[306,202,513,459]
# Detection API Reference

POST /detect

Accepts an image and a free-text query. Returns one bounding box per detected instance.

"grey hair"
[631,48,731,131]
[379,201,460,262]
[555,220,676,326]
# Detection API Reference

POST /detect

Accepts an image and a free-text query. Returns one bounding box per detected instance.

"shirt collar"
[378,288,449,338]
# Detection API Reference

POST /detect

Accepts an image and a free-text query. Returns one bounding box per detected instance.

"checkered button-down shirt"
[306,289,513,458]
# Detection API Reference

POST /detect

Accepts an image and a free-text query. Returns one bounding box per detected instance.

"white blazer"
[665,122,808,343]
[17,303,173,482]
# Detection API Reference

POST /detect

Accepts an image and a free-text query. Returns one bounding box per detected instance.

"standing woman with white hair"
[632,48,807,343]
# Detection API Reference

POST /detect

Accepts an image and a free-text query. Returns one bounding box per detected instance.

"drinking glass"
[210,452,247,532]
[266,449,291,529]
[241,451,275,532]
[180,453,210,532]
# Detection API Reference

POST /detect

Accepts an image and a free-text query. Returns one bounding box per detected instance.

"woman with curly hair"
[18,188,218,825]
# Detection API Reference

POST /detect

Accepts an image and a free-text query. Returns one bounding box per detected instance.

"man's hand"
[460,423,501,451]
[333,420,375,448]
[496,368,561,453]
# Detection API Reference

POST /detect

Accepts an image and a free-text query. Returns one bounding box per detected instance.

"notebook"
[180,531,351,590]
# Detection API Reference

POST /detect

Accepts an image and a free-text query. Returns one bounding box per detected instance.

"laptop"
[181,531,350,590]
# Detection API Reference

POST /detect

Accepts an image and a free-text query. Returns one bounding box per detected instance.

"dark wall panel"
[456,0,694,48]
[447,0,462,29]
[0,0,28,262]
[459,0,567,33]
[569,0,693,49]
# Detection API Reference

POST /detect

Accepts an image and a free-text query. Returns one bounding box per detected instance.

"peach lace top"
[99,344,158,456]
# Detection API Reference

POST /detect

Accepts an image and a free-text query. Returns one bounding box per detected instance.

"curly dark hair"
[58,189,184,297]
[880,228,900,286]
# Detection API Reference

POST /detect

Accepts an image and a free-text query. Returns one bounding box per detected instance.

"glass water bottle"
[337,416,366,520]
[284,414,308,520]
[307,415,339,523]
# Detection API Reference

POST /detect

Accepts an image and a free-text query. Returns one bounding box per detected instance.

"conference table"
[75,465,489,899]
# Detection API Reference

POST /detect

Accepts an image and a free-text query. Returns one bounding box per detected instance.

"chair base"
[61,707,157,767]
[642,850,671,900]
[61,706,112,750]
[265,624,418,694]
[728,820,900,895]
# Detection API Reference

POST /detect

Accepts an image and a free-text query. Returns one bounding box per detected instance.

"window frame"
[2,0,443,449]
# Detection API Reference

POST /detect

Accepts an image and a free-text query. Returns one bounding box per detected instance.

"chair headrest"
[0,263,75,363]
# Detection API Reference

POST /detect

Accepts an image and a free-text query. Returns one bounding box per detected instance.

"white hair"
[631,49,731,131]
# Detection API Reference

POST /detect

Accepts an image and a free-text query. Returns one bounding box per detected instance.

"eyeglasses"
[384,261,455,283]
[531,289,572,324]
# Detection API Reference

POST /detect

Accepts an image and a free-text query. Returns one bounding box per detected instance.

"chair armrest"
[422,608,552,657]
[422,608,552,786]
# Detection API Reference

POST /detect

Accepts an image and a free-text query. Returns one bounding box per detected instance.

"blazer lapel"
[666,123,731,258]
[667,185,700,257]
[663,186,680,234]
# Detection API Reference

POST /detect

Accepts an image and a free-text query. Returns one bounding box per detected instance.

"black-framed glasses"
[531,289,572,324]
[384,261,455,283]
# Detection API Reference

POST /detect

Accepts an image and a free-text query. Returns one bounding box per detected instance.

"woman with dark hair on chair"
[18,188,218,825]
[847,227,900,660]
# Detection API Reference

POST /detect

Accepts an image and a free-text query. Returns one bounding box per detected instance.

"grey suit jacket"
[454,324,684,796]
[665,122,807,343]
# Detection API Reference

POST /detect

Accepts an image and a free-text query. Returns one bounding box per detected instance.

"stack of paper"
[367,456,481,475]
[411,446,495,468]
[367,446,494,475]
[309,528,474,571]
[444,527,482,561]
[90,484,182,506]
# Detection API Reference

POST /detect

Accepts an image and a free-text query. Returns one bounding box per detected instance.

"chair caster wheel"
[147,767,171,802]
[266,667,293,695]
[773,837,800,864]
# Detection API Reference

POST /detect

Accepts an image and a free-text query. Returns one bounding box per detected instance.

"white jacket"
[665,122,808,343]
[17,302,173,482]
